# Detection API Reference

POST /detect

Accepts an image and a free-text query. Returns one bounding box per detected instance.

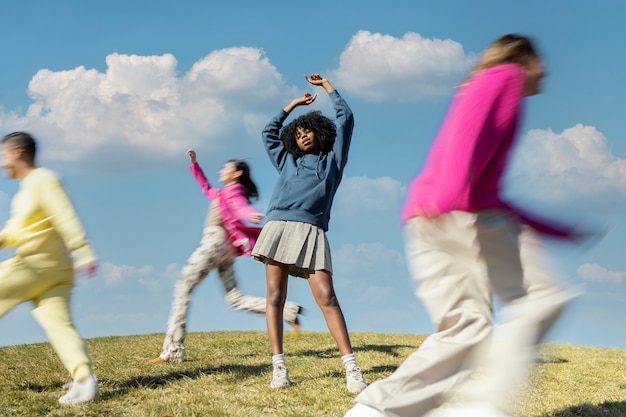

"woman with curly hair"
[252,73,367,393]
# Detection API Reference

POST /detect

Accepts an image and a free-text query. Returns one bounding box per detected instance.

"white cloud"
[331,30,475,102]
[334,241,405,276]
[334,175,405,216]
[96,261,181,290]
[363,284,396,303]
[333,242,408,305]
[0,48,297,172]
[508,124,626,206]
[577,263,625,284]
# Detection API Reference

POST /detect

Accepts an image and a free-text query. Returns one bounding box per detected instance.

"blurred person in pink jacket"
[150,149,303,364]
[346,34,580,417]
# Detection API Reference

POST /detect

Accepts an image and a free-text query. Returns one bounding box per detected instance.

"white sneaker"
[59,374,100,405]
[346,366,367,393]
[344,402,383,417]
[425,403,510,417]
[270,365,292,388]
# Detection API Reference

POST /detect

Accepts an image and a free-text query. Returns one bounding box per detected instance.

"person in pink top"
[346,35,577,417]
[150,150,303,364]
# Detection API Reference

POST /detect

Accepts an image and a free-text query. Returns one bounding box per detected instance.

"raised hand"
[296,92,317,105]
[187,149,197,164]
[304,73,334,93]
[305,73,325,85]
[284,92,317,113]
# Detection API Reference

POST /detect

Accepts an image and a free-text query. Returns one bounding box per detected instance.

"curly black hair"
[280,111,336,158]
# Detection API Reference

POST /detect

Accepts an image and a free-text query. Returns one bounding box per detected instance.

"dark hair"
[280,111,336,158]
[2,131,37,163]
[229,159,259,202]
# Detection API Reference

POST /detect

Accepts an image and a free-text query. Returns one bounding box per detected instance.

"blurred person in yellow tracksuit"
[0,131,99,405]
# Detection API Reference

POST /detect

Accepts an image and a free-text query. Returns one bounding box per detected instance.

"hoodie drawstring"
[296,153,322,179]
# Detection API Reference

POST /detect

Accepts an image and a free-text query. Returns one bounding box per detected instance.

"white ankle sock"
[342,353,357,371]
[272,353,286,369]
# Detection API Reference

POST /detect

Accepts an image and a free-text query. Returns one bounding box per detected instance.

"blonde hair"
[469,34,537,78]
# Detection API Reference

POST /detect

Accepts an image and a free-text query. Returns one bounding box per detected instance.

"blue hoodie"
[261,90,354,231]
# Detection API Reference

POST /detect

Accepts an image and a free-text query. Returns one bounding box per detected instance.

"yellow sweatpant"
[0,256,93,380]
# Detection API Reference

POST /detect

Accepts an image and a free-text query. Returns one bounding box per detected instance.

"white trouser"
[355,210,570,416]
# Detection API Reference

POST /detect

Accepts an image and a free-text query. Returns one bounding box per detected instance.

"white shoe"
[425,403,510,417]
[346,366,367,393]
[59,374,100,405]
[270,365,292,388]
[344,402,383,417]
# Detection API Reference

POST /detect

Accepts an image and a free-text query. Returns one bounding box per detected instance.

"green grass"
[0,331,625,416]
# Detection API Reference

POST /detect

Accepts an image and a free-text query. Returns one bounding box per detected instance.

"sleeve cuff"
[73,244,97,268]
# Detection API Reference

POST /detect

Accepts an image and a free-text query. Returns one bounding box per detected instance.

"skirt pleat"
[252,220,332,278]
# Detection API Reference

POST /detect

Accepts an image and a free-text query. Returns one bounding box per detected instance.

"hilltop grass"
[0,331,625,416]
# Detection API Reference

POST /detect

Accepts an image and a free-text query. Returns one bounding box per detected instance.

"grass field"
[1,331,625,416]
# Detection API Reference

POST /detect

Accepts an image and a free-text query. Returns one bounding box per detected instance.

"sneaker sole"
[347,383,367,394]
[270,382,292,389]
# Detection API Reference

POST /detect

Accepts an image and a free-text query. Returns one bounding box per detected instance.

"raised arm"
[304,74,354,170]
[306,74,354,170]
[262,91,317,171]
[261,111,290,172]
[187,149,220,200]
[330,89,354,170]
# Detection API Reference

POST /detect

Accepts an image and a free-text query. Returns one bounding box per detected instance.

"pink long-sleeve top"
[190,162,262,255]
[402,63,571,237]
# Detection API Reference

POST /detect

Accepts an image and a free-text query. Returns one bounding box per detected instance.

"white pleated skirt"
[251,220,332,278]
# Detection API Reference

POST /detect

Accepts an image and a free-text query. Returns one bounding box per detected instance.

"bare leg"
[307,269,353,356]
[265,260,290,355]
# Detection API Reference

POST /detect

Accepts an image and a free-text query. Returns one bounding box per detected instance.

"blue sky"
[0,0,625,351]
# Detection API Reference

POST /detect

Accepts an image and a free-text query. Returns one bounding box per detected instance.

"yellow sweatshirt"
[0,168,96,269]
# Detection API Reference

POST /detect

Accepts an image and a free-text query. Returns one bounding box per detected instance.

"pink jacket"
[402,63,571,237]
[190,162,262,255]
